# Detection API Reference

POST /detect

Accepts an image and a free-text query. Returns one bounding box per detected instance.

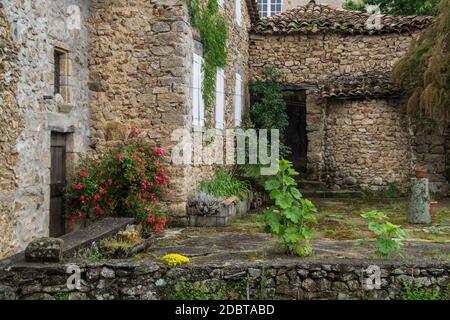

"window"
[53,47,71,105]
[192,53,205,127]
[236,0,242,26]
[258,0,282,17]
[234,73,242,127]
[215,68,225,130]
[54,50,64,95]
[217,0,224,7]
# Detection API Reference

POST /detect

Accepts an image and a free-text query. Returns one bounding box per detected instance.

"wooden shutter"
[234,73,242,127]
[236,0,242,26]
[192,53,205,127]
[215,68,225,130]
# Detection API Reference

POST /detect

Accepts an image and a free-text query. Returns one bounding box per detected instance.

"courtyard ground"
[140,197,450,265]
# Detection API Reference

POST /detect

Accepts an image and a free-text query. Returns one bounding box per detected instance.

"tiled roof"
[320,73,403,99]
[252,0,433,35]
[246,0,260,24]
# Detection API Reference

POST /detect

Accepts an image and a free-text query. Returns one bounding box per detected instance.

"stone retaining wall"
[0,258,448,300]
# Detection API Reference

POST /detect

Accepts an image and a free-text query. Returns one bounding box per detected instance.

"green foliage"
[343,0,366,11]
[401,281,449,300]
[188,0,228,111]
[392,0,449,130]
[51,292,70,300]
[361,210,408,257]
[199,169,250,198]
[343,0,440,16]
[263,160,318,257]
[64,128,169,234]
[165,280,247,300]
[249,65,289,135]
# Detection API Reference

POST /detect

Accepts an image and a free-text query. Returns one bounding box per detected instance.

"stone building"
[0,0,446,259]
[249,1,447,192]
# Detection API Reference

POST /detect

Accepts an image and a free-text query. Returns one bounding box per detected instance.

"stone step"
[297,180,328,190]
[301,190,364,199]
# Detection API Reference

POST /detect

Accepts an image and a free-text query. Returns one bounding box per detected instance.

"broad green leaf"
[287,168,299,176]
[283,227,301,244]
[284,207,301,223]
[265,179,281,191]
[269,189,281,200]
[278,159,292,172]
[283,175,297,186]
[275,193,294,209]
[368,222,385,236]
[361,210,387,221]
[264,210,282,235]
[290,187,302,200]
[301,198,317,212]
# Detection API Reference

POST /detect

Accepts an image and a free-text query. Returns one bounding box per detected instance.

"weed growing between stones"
[401,280,450,300]
[164,279,248,300]
[51,292,70,300]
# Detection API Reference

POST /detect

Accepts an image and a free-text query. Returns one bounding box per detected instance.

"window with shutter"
[215,68,225,130]
[192,53,205,127]
[234,73,242,127]
[236,0,242,26]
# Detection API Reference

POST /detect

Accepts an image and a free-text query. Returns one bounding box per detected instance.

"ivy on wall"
[188,0,228,113]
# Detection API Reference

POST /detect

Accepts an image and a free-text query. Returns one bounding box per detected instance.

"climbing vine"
[187,0,228,113]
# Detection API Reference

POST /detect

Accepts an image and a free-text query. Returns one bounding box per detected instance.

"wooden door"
[50,132,67,237]
[285,90,308,173]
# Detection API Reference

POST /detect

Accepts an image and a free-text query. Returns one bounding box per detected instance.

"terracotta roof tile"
[320,73,403,99]
[252,0,432,35]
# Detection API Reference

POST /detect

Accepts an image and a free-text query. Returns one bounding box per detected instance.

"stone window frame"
[53,42,72,106]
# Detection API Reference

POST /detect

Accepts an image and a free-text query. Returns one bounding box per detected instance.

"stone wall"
[0,5,21,259]
[0,0,91,259]
[87,0,193,224]
[186,0,252,200]
[249,33,415,87]
[248,32,430,188]
[323,99,413,191]
[0,258,448,300]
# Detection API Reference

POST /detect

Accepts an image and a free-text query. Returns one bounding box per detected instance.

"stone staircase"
[297,180,364,199]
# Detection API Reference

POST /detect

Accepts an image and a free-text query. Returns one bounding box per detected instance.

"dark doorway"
[284,89,308,173]
[50,132,67,237]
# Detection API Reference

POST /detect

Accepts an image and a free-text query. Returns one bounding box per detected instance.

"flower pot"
[415,168,427,179]
[430,201,438,216]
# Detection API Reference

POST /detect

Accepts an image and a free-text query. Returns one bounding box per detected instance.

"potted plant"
[415,166,427,179]
[430,199,438,216]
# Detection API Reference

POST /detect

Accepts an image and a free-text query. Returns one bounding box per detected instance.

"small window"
[234,73,242,127]
[53,47,71,104]
[215,68,225,130]
[258,0,282,17]
[192,53,205,127]
[54,50,64,95]
[236,0,242,26]
[217,0,224,7]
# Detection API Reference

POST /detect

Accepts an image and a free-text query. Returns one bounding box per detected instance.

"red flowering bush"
[64,128,170,235]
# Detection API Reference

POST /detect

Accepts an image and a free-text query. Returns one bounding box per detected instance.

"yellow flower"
[161,254,190,267]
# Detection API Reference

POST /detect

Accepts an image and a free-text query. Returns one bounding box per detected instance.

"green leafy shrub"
[187,0,227,111]
[401,281,449,300]
[263,160,318,257]
[199,170,250,199]
[64,128,170,235]
[249,66,289,134]
[361,210,408,257]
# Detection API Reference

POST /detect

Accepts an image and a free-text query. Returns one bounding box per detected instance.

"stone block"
[25,237,64,263]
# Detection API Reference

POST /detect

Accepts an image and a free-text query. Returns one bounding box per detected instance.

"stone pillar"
[408,178,431,224]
